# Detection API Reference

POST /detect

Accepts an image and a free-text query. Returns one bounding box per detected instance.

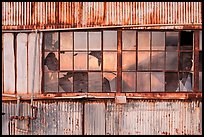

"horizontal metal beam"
[2,23,202,33]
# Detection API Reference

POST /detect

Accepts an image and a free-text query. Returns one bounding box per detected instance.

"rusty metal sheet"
[3,33,15,93]
[84,102,106,135]
[1,100,202,135]
[2,2,202,30]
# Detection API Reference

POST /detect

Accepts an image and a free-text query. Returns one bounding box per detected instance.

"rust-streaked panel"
[1,99,202,135]
[2,2,202,30]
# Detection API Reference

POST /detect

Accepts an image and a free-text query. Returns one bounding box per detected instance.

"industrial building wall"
[2,2,202,30]
[2,99,202,135]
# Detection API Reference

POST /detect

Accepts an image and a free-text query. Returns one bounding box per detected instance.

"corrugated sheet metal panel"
[2,100,202,135]
[2,32,42,94]
[2,2,202,30]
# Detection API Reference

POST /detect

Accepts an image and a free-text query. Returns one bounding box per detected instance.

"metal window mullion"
[117,29,122,93]
[58,32,60,93]
[101,31,104,92]
[87,32,89,93]
[135,31,138,92]
[193,31,199,92]
[150,32,152,92]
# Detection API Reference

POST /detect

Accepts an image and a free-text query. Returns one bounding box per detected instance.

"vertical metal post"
[193,30,199,92]
[117,29,122,93]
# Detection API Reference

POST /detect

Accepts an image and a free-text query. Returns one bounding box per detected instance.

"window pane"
[122,51,136,71]
[165,72,179,91]
[151,52,164,70]
[151,72,165,92]
[44,32,59,51]
[44,52,59,72]
[74,32,87,50]
[89,51,101,70]
[89,32,101,50]
[200,31,202,50]
[138,52,150,70]
[60,52,73,70]
[59,72,73,92]
[180,31,193,50]
[73,72,88,92]
[179,72,193,91]
[122,72,136,92]
[137,72,150,92]
[138,32,150,50]
[179,52,193,71]
[166,32,179,51]
[166,52,178,70]
[60,32,73,50]
[122,30,136,50]
[103,72,117,92]
[199,72,202,91]
[74,52,87,70]
[103,31,117,50]
[103,52,117,71]
[88,72,102,92]
[152,32,165,50]
[44,72,58,92]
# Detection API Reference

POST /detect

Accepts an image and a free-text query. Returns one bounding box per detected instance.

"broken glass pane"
[44,72,58,92]
[74,52,87,70]
[103,31,117,50]
[166,32,179,51]
[60,52,73,70]
[152,32,165,50]
[88,72,102,92]
[73,72,88,92]
[74,32,87,50]
[89,51,101,70]
[165,72,179,91]
[137,72,150,92]
[138,31,150,50]
[178,72,193,92]
[89,32,101,50]
[138,52,150,70]
[199,72,202,91]
[122,30,136,50]
[44,52,59,72]
[103,72,117,92]
[60,32,73,50]
[166,52,178,70]
[59,72,73,92]
[179,52,193,71]
[122,72,136,92]
[103,52,117,71]
[180,31,193,50]
[44,32,59,51]
[122,51,136,71]
[151,52,164,70]
[151,72,165,92]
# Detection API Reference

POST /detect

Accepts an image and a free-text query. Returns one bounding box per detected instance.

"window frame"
[40,29,202,99]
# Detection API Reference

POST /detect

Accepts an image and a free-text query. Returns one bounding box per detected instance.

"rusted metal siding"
[2,99,202,135]
[2,2,202,30]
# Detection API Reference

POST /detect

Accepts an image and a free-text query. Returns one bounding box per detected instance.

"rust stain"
[2,2,202,30]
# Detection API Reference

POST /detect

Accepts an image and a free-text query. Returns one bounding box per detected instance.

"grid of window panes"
[43,30,197,93]
[122,30,194,92]
[43,31,117,93]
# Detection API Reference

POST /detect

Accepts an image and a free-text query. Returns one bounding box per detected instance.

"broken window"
[42,30,200,93]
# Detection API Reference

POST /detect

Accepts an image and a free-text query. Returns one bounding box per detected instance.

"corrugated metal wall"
[2,2,202,30]
[2,99,202,135]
